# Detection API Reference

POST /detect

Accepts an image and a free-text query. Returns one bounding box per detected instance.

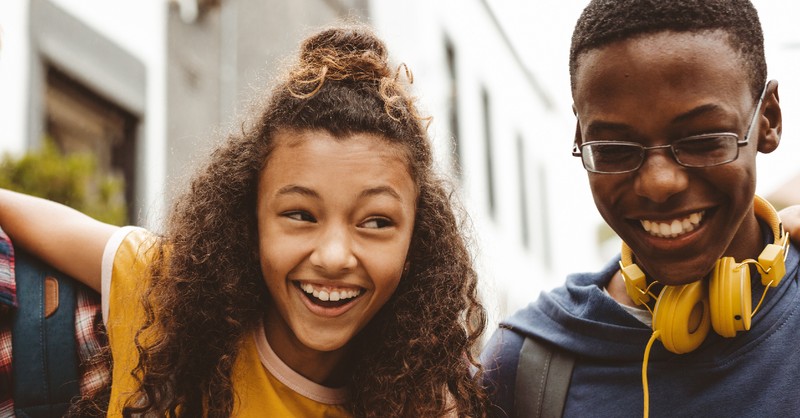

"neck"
[263,310,351,387]
[725,208,765,262]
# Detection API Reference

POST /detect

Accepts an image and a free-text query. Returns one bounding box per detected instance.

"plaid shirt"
[0,228,110,416]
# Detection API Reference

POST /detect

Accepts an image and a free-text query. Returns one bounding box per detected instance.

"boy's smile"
[639,210,704,239]
[572,31,781,286]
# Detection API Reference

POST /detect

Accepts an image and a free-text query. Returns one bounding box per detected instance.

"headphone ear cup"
[709,257,752,338]
[652,281,710,354]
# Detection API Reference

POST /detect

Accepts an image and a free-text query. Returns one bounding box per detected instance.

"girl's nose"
[309,226,357,274]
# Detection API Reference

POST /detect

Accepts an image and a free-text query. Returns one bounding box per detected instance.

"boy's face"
[572,31,780,286]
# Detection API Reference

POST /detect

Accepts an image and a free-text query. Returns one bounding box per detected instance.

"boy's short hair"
[569,0,766,100]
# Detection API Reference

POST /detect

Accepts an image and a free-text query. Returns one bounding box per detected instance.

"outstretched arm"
[0,188,118,292]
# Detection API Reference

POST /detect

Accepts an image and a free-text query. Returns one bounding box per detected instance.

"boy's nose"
[633,151,689,203]
[309,226,357,274]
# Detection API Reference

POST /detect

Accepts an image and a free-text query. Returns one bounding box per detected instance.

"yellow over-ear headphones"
[620,195,790,354]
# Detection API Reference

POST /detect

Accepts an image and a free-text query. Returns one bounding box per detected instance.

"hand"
[779,204,800,244]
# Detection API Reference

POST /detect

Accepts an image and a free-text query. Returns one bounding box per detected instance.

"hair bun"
[300,26,387,63]
[290,25,393,97]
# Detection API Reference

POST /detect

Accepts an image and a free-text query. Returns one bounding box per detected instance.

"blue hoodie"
[481,229,800,418]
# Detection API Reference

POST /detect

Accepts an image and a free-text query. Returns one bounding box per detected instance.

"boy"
[481,1,800,417]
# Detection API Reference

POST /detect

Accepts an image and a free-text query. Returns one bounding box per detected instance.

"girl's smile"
[294,280,364,317]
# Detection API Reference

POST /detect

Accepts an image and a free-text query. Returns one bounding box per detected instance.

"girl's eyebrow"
[275,184,402,201]
[276,185,319,198]
[360,186,403,202]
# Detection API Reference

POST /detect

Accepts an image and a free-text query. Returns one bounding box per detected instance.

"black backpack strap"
[514,336,575,418]
[11,248,80,418]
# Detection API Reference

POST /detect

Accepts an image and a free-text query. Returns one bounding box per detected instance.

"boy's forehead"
[573,30,746,98]
[576,29,735,68]
[570,30,757,133]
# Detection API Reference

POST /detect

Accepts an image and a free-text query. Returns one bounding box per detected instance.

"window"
[44,66,138,222]
[482,88,496,217]
[517,135,530,248]
[445,39,463,177]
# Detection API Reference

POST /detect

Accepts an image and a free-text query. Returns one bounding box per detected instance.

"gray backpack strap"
[514,336,575,418]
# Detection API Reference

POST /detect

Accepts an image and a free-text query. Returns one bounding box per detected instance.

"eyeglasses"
[572,88,766,174]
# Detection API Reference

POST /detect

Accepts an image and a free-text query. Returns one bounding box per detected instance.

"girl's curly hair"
[121,24,488,417]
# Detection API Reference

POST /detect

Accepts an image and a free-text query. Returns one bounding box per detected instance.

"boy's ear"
[573,118,583,145]
[571,105,582,143]
[757,80,782,154]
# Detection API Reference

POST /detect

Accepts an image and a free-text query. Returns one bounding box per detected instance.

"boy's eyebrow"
[671,103,724,125]
[584,120,629,134]
[583,103,727,136]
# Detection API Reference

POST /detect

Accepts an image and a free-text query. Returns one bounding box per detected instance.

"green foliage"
[0,140,127,225]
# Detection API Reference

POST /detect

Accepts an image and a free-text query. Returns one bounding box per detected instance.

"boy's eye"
[283,211,316,223]
[592,143,640,162]
[360,217,394,229]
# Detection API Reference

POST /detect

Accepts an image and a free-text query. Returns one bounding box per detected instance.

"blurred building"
[4,0,796,329]
[0,0,600,326]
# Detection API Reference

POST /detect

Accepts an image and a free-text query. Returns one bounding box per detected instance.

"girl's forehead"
[274,129,406,156]
[279,131,410,171]
[260,130,416,201]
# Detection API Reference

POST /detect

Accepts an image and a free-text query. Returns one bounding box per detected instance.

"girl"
[0,25,487,417]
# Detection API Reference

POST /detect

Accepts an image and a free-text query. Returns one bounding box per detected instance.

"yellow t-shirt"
[101,227,351,417]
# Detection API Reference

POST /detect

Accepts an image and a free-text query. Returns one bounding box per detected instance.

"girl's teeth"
[299,283,361,302]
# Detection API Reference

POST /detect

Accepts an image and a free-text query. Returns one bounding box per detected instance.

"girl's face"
[256,129,417,360]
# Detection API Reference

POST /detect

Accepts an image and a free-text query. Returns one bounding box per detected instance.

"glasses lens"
[673,134,739,167]
[583,142,643,173]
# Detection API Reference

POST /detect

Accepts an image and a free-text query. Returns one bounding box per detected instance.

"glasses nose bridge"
[639,142,679,167]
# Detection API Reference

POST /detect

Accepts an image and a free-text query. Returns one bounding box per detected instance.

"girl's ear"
[758,80,782,154]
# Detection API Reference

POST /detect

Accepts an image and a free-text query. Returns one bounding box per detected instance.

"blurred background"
[0,0,798,331]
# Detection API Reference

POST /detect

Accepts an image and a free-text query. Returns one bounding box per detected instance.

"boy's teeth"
[300,283,361,302]
[640,210,705,238]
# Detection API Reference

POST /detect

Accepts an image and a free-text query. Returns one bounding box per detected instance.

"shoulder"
[101,227,159,323]
[481,326,527,372]
[103,226,159,283]
[480,326,527,418]
[104,227,159,268]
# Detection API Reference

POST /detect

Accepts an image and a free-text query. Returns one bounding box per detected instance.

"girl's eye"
[283,211,316,223]
[360,217,394,229]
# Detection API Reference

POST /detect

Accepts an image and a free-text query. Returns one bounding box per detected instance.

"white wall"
[0,1,31,156]
[0,0,168,228]
[369,0,602,325]
[751,0,800,197]
[4,0,793,327]
[371,0,800,327]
